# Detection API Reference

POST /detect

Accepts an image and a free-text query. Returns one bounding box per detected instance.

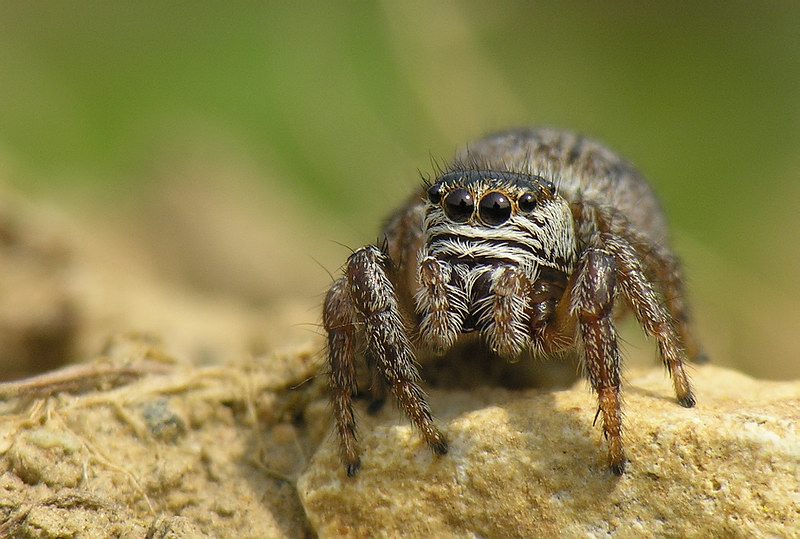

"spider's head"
[427,170,557,227]
[422,169,576,274]
[424,170,557,228]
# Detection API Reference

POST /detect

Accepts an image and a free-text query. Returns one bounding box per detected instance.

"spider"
[322,127,704,477]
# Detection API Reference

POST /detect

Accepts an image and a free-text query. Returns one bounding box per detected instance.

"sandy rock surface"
[300,366,800,538]
[3,351,797,537]
[0,336,324,538]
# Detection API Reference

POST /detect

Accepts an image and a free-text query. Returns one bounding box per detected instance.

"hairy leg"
[571,248,626,474]
[348,246,448,460]
[637,241,706,364]
[574,202,697,407]
[603,234,696,408]
[575,202,705,364]
[601,209,706,364]
[322,277,361,476]
[364,351,389,415]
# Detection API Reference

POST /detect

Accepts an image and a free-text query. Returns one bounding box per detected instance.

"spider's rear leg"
[573,248,626,475]
[322,277,361,476]
[348,246,448,458]
[604,235,696,408]
[644,244,707,364]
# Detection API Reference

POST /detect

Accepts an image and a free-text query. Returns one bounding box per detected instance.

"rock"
[146,515,204,538]
[1,338,798,537]
[0,335,323,538]
[298,365,800,538]
[8,427,85,488]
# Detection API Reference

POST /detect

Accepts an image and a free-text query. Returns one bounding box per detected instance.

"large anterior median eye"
[443,188,474,222]
[479,191,512,226]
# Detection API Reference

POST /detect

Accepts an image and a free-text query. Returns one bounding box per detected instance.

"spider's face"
[422,170,577,275]
[425,170,550,228]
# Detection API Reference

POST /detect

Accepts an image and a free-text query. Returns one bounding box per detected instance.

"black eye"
[479,191,512,226]
[427,183,443,204]
[518,192,537,213]
[443,188,474,222]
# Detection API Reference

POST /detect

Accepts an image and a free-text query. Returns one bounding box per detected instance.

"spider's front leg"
[571,248,627,475]
[325,245,447,477]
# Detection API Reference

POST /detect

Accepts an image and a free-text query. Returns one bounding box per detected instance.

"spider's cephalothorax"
[323,127,703,478]
[416,170,576,359]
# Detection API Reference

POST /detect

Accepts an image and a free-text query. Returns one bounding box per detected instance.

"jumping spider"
[323,127,703,477]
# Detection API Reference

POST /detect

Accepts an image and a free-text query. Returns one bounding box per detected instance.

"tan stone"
[298,366,800,538]
[0,336,323,538]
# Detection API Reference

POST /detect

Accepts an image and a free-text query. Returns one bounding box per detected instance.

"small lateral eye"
[479,191,512,226]
[518,192,537,213]
[427,183,443,204]
[443,188,474,222]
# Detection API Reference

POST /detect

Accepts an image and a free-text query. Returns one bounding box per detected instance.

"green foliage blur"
[1,2,798,378]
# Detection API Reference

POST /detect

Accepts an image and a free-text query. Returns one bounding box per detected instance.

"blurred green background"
[1,2,798,379]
